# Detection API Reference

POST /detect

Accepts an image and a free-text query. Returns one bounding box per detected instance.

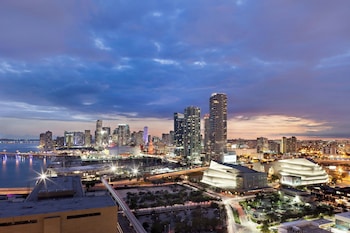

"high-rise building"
[174,113,184,147]
[95,120,103,147]
[183,106,201,164]
[114,124,130,146]
[55,136,65,147]
[64,131,84,147]
[102,127,111,146]
[64,131,74,148]
[209,93,227,159]
[169,130,175,145]
[281,136,298,154]
[143,126,149,145]
[39,131,53,151]
[203,114,211,161]
[162,133,171,145]
[257,137,269,153]
[84,130,91,147]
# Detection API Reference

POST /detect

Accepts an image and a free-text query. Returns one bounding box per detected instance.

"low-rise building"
[0,176,118,233]
[273,158,328,187]
[201,160,267,191]
[278,219,332,233]
[333,211,350,232]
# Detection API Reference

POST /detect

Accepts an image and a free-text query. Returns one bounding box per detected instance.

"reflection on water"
[0,154,50,188]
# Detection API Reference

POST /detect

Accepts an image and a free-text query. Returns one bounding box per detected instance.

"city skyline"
[1,1,350,140]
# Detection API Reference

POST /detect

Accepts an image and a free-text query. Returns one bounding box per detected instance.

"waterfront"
[0,143,142,188]
[0,143,49,188]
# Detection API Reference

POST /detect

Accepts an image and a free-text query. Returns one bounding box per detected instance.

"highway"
[101,178,147,233]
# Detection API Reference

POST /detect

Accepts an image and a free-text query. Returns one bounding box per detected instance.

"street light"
[40,173,47,180]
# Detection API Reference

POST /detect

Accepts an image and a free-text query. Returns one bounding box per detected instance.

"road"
[101,178,147,233]
[222,196,260,233]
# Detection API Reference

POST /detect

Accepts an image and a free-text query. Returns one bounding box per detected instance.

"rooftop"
[0,176,116,218]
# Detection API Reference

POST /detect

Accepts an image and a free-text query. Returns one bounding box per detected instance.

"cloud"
[229,115,331,139]
[94,38,111,51]
[0,1,350,139]
[153,58,179,66]
[0,61,31,74]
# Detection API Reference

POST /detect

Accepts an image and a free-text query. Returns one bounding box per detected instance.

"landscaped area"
[240,191,334,232]
[117,184,227,233]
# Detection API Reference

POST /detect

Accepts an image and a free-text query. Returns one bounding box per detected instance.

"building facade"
[0,176,118,233]
[183,106,201,165]
[95,120,103,148]
[39,131,53,151]
[209,93,227,159]
[201,160,267,191]
[84,130,91,147]
[273,158,329,187]
[113,124,130,146]
[281,136,298,154]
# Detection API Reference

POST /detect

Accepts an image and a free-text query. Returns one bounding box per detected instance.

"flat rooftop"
[0,176,116,219]
[0,195,116,218]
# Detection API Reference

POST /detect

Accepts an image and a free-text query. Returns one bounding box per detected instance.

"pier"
[0,151,56,158]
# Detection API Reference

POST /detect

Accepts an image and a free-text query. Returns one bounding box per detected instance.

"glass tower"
[209,93,227,159]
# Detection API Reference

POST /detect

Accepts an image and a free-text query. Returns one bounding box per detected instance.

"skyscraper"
[143,126,149,145]
[84,130,91,147]
[203,114,210,161]
[183,106,201,164]
[174,113,184,147]
[257,137,269,153]
[102,127,111,146]
[115,124,130,146]
[209,93,227,159]
[95,119,103,147]
[39,131,53,151]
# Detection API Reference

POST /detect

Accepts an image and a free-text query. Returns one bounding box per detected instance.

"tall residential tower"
[209,93,227,159]
[183,106,201,164]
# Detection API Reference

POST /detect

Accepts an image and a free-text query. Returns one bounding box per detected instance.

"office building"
[114,124,130,146]
[203,114,210,160]
[102,127,111,146]
[0,176,118,233]
[209,93,227,159]
[95,120,103,148]
[39,131,53,151]
[84,130,91,147]
[55,136,65,148]
[130,130,144,146]
[64,131,85,147]
[143,126,149,145]
[257,137,269,153]
[183,106,201,164]
[281,136,298,154]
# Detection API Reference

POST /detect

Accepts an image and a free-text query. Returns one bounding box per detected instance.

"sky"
[1,0,350,140]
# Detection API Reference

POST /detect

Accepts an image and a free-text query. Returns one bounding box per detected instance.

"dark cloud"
[1,0,350,139]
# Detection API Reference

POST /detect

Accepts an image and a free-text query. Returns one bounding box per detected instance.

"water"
[0,143,49,188]
[0,143,141,188]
